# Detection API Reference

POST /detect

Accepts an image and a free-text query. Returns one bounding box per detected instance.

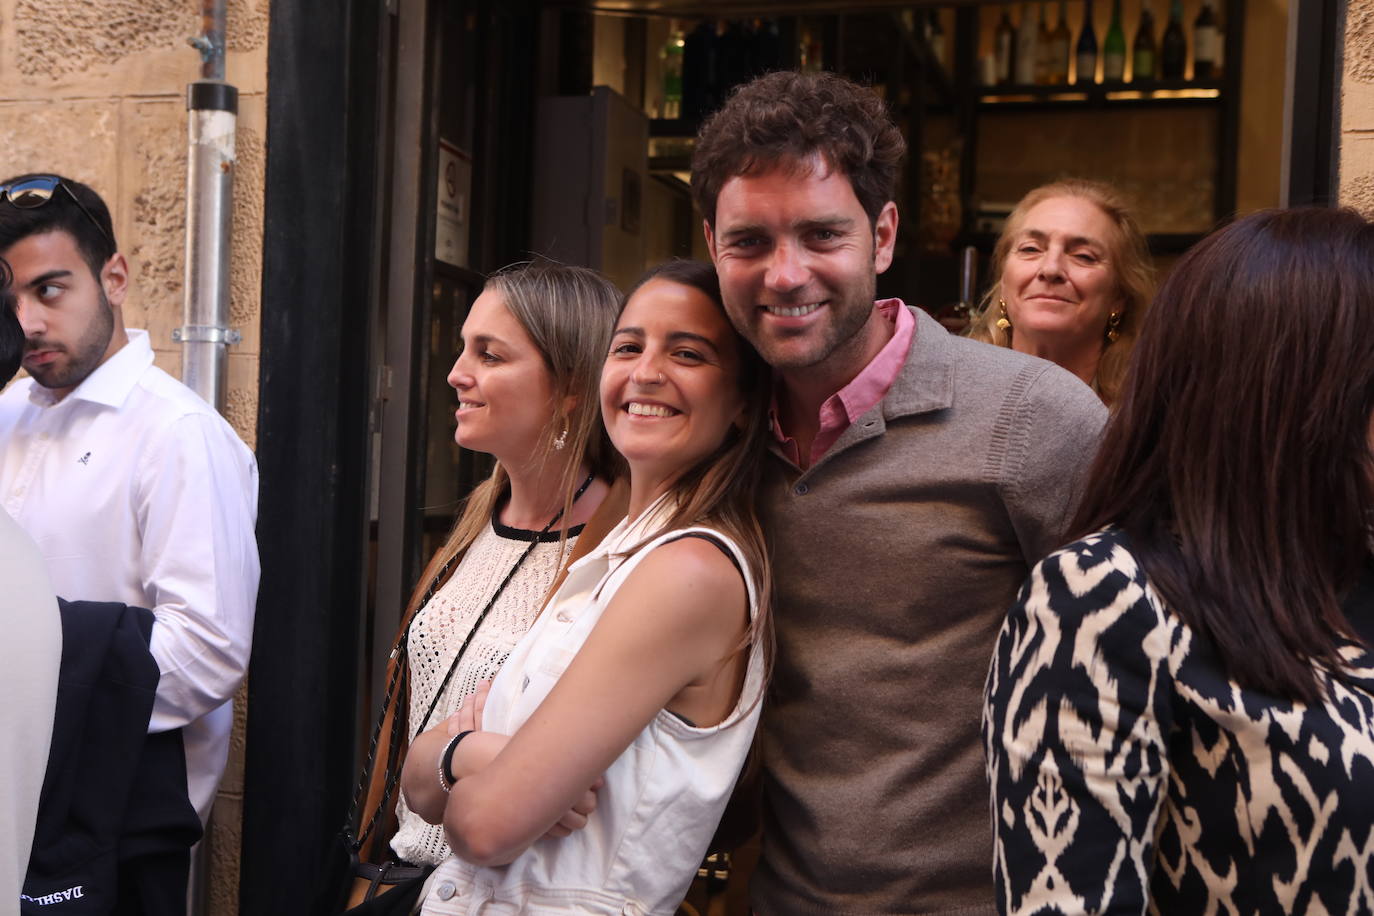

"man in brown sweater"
[693,72,1107,914]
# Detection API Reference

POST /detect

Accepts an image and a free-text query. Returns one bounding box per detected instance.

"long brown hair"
[406,262,623,615]
[618,260,775,680]
[967,178,1153,405]
[1070,207,1374,702]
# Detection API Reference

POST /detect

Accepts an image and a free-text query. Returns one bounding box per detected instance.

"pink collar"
[770,299,916,467]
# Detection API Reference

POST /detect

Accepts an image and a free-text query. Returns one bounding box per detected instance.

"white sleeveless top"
[419,506,765,916]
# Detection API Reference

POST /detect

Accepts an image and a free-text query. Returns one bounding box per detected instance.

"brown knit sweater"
[751,306,1107,915]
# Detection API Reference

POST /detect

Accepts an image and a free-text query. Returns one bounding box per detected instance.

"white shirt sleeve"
[135,412,260,733]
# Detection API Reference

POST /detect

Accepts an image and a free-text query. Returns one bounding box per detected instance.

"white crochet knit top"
[390,514,581,865]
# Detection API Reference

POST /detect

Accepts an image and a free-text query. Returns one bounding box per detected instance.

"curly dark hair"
[690,70,907,228]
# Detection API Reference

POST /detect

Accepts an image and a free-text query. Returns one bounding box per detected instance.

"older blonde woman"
[968,179,1153,405]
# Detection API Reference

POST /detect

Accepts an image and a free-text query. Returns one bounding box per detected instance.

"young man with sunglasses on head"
[0,174,259,831]
[0,257,62,912]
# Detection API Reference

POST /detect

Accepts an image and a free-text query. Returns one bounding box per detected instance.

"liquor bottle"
[1015,2,1039,84]
[661,29,684,119]
[717,20,751,97]
[798,23,822,73]
[1160,0,1186,79]
[1076,0,1098,84]
[682,20,719,121]
[754,18,782,74]
[1194,0,1219,78]
[995,6,1017,84]
[1035,3,1053,83]
[1103,0,1126,81]
[1049,0,1073,83]
[1132,0,1156,81]
[928,11,947,71]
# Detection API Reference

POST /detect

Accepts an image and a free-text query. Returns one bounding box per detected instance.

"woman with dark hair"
[0,257,23,383]
[402,259,773,915]
[967,179,1153,405]
[984,207,1374,913]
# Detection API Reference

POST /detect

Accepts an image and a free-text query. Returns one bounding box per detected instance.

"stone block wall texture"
[1342,0,1374,213]
[0,1,268,913]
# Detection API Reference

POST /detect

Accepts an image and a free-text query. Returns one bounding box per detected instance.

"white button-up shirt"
[0,329,260,822]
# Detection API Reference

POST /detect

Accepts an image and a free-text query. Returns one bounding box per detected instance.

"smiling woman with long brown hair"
[984,207,1374,914]
[400,259,774,916]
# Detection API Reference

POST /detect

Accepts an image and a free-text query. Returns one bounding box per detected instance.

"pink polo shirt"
[771,299,916,467]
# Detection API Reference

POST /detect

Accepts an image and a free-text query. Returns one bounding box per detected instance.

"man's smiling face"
[705,155,897,378]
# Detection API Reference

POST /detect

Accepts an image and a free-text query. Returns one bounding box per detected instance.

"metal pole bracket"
[173,325,243,345]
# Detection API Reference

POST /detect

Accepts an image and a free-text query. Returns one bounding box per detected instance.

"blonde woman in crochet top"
[400,260,774,914]
[363,263,624,876]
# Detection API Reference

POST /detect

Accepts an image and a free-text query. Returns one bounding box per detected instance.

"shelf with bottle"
[646,17,790,139]
[893,9,957,109]
[982,0,1227,95]
[977,78,1222,108]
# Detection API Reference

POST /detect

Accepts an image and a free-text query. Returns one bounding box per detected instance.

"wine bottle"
[1103,0,1126,82]
[929,11,947,71]
[1160,0,1186,79]
[682,20,719,121]
[1015,2,1039,84]
[1194,0,1219,78]
[995,6,1017,84]
[1076,0,1098,84]
[1036,3,1053,84]
[1132,0,1156,81]
[1049,0,1073,84]
[661,29,684,119]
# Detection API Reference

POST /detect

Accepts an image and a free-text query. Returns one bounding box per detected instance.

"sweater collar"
[879,306,955,420]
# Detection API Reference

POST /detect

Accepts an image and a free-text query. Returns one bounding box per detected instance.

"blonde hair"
[967,178,1154,405]
[407,262,623,613]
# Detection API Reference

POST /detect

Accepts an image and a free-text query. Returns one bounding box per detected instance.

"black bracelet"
[438,730,474,793]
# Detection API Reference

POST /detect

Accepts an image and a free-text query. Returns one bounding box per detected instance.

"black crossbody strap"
[345,473,594,850]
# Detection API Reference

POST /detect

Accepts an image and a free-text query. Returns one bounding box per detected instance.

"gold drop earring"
[995,298,1012,332]
[1105,311,1123,344]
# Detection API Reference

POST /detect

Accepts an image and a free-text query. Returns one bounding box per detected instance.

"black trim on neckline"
[490,508,586,543]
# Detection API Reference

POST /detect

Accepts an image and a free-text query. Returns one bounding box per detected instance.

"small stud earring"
[995,298,1012,332]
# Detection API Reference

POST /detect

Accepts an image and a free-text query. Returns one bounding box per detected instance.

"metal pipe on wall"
[179,0,239,411]
[182,5,236,915]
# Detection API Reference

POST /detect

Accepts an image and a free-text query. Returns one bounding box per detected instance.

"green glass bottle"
[1132,0,1157,81]
[1161,0,1186,79]
[1103,0,1126,82]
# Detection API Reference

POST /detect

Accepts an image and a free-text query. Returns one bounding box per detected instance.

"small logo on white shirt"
[77,452,91,465]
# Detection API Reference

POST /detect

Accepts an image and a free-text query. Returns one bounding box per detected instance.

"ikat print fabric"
[984,529,1374,915]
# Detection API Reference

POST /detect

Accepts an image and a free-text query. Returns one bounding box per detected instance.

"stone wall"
[1342,0,1374,212]
[0,1,267,912]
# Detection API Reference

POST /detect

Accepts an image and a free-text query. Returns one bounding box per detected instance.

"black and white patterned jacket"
[984,528,1374,915]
